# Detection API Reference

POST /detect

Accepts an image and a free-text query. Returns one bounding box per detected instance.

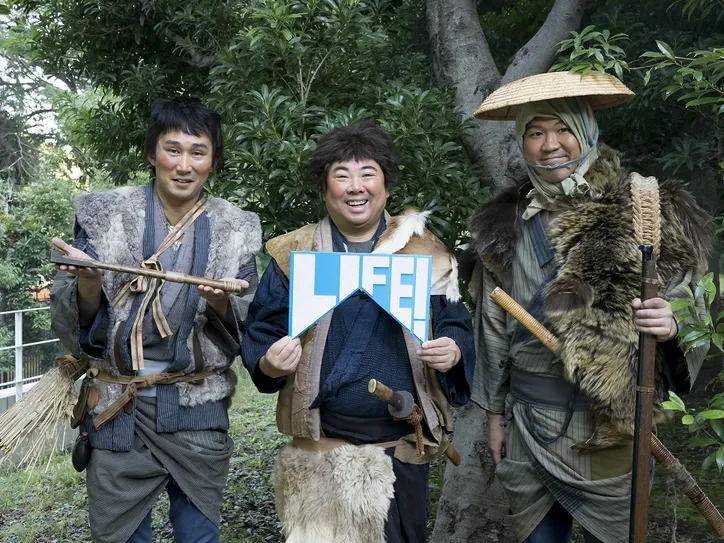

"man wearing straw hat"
[49,97,261,542]
[465,71,711,542]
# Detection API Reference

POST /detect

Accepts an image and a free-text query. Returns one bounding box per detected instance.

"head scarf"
[515,97,599,219]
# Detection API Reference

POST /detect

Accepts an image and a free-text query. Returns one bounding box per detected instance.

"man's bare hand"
[52,237,102,283]
[417,336,461,373]
[487,412,507,465]
[198,278,249,316]
[260,336,302,378]
[632,297,677,342]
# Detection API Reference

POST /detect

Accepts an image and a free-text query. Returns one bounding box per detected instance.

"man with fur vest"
[241,120,475,542]
[467,72,710,542]
[50,98,261,542]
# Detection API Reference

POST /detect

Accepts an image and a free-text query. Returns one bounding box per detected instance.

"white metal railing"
[0,307,59,400]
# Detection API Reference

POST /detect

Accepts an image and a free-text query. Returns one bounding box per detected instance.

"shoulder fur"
[374,208,430,254]
[206,196,262,279]
[375,209,460,302]
[656,178,712,277]
[266,223,320,277]
[467,185,527,279]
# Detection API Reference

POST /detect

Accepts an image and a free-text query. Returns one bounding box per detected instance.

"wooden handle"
[445,444,461,466]
[631,247,658,543]
[650,434,724,537]
[52,252,242,293]
[368,379,395,404]
[489,287,560,351]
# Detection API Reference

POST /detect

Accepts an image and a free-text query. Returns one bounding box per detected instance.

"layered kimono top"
[242,218,475,445]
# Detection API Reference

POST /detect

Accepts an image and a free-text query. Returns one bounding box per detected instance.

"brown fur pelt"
[273,443,396,543]
[469,144,712,450]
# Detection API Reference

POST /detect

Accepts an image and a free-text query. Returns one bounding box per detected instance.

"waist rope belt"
[90,368,220,430]
[111,197,210,371]
[405,405,425,457]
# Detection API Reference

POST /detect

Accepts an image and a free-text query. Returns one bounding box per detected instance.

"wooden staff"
[631,244,658,543]
[51,252,243,293]
[488,287,724,538]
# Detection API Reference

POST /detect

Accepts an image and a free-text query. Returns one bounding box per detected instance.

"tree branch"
[426,0,587,189]
[501,0,587,84]
[161,28,219,69]
[426,0,501,118]
[20,109,54,121]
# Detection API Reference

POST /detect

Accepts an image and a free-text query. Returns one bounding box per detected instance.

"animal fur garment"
[469,145,711,450]
[375,209,461,302]
[65,185,261,411]
[273,443,395,543]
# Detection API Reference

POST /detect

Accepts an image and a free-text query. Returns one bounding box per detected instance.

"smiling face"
[148,130,214,211]
[323,158,389,242]
[522,117,582,183]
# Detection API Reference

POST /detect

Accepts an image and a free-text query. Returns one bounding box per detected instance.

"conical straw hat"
[474,71,634,120]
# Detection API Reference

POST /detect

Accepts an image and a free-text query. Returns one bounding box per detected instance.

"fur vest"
[74,185,261,413]
[266,209,460,461]
[469,145,711,449]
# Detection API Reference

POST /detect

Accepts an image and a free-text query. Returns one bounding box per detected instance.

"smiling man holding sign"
[241,120,475,543]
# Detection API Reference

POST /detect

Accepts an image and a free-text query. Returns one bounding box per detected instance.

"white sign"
[289,251,432,342]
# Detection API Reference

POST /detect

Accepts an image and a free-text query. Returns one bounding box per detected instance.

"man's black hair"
[305,119,399,193]
[144,97,223,169]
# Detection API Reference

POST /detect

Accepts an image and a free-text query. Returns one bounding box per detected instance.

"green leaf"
[710,419,724,441]
[686,97,722,107]
[690,436,719,447]
[702,451,717,471]
[662,400,685,412]
[656,40,676,60]
[669,391,686,411]
[669,299,691,311]
[0,4,10,15]
[643,69,652,86]
[712,333,724,352]
[682,414,695,425]
[699,409,724,420]
[614,62,623,80]
[718,445,724,472]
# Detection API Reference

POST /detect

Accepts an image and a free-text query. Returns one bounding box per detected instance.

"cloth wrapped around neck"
[515,97,600,220]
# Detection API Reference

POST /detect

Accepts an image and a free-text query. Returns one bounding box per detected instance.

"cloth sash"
[510,366,591,411]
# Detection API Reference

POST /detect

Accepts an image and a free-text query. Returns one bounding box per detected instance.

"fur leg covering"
[273,443,396,543]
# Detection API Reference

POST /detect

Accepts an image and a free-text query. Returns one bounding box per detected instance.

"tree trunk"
[427,1,586,540]
[430,403,513,543]
[427,0,586,190]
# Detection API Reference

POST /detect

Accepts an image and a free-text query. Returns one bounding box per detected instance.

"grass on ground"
[1,370,722,542]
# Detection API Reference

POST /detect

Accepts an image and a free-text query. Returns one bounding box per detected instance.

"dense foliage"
[12,0,485,246]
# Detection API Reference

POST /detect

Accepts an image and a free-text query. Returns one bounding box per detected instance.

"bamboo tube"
[51,252,243,293]
[489,287,724,538]
[489,287,560,351]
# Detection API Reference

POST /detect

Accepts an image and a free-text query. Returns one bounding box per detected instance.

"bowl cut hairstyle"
[306,120,399,193]
[144,97,224,170]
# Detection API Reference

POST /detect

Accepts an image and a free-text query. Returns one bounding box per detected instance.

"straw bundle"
[0,354,88,470]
